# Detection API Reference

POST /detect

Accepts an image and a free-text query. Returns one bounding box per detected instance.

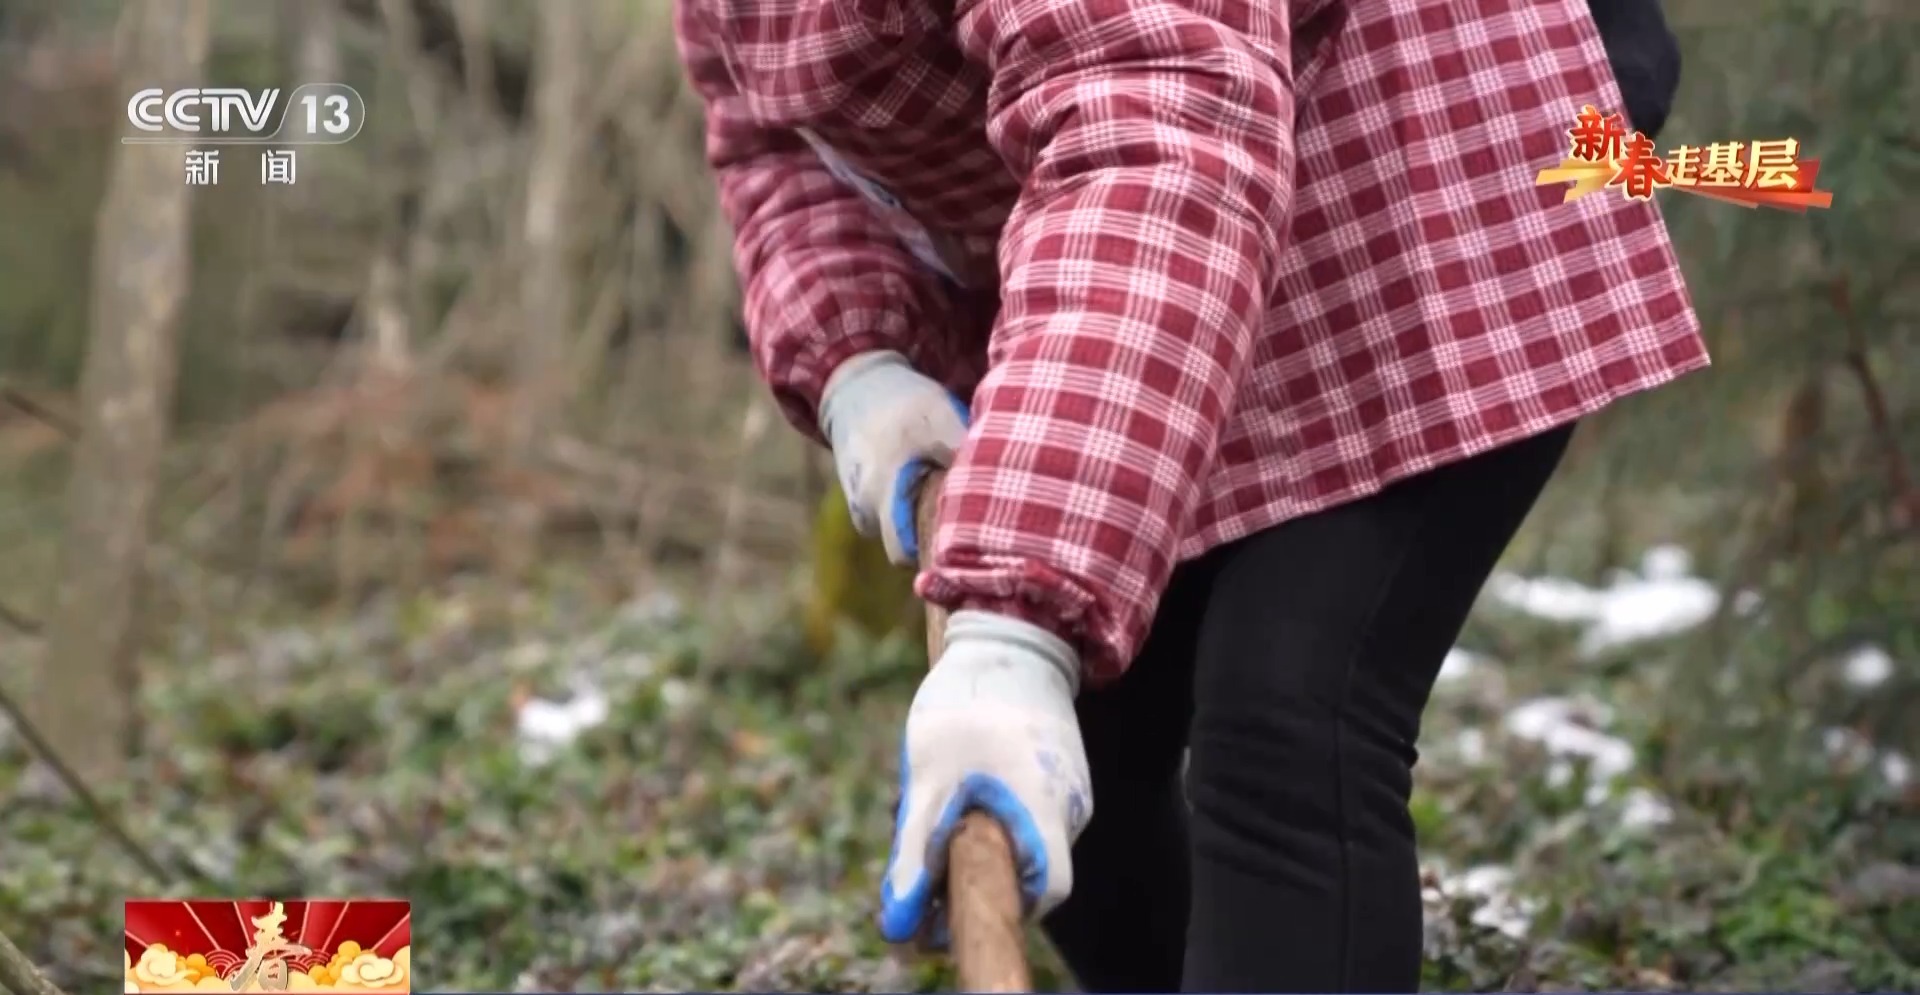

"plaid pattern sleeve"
[682,0,1708,686]
[674,1,957,441]
[916,0,1299,676]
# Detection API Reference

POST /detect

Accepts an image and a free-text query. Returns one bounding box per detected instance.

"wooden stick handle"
[916,468,1032,993]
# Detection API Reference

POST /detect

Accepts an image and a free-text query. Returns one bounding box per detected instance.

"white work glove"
[817,350,970,565]
[878,610,1093,944]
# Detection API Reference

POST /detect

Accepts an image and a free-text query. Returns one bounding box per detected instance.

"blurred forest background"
[0,0,1914,991]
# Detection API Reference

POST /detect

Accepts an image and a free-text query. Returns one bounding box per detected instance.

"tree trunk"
[512,0,587,456]
[37,0,211,786]
[450,0,496,113]
[367,0,433,379]
[291,0,341,83]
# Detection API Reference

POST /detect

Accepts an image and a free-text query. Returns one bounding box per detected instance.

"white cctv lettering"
[126,88,280,133]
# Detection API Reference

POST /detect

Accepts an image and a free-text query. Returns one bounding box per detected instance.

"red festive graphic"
[1537,105,1834,212]
[123,899,410,992]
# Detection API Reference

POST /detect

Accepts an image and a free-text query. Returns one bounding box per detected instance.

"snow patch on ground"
[1426,865,1538,939]
[1438,647,1486,682]
[1619,787,1676,830]
[1504,696,1635,789]
[1824,727,1912,788]
[1486,544,1719,655]
[507,593,686,766]
[1883,752,1913,788]
[1841,645,1895,688]
[515,685,610,765]
[1449,727,1489,765]
[620,590,684,627]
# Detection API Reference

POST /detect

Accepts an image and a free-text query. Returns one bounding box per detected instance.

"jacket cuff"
[777,333,905,445]
[916,561,1124,688]
[944,608,1082,696]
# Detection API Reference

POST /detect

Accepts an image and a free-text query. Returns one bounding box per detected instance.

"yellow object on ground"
[803,482,921,658]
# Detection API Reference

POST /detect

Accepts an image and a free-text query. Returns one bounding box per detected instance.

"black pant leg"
[1587,0,1683,141]
[1041,554,1216,992]
[1181,426,1575,993]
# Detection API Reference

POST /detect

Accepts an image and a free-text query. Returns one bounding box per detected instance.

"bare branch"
[0,383,78,437]
[0,675,204,890]
[338,0,530,119]
[0,601,40,636]
[0,924,69,995]
[1832,277,1920,528]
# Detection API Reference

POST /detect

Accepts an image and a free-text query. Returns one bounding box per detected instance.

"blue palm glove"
[817,351,970,565]
[878,610,1092,945]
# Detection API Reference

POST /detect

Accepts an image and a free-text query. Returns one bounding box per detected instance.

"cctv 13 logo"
[123,83,366,145]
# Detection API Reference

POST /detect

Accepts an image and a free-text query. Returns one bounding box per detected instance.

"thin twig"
[544,433,806,523]
[5,378,262,601]
[0,922,69,995]
[706,398,772,607]
[1842,348,1918,527]
[0,383,78,437]
[0,677,210,890]
[1833,277,1920,528]
[0,601,40,636]
[0,385,204,888]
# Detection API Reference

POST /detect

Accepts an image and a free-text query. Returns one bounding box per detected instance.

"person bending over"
[676,0,1700,989]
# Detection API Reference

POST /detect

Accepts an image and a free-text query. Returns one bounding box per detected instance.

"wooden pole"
[915,469,1032,992]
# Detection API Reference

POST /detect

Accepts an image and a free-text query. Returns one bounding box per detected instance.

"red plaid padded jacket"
[676,0,1708,683]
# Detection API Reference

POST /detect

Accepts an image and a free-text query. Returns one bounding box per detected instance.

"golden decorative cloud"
[126,944,412,991]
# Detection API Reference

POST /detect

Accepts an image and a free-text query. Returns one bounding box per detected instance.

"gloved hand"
[817,350,970,565]
[878,610,1092,944]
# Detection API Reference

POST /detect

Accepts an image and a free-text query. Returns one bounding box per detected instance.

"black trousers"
[1041,424,1575,993]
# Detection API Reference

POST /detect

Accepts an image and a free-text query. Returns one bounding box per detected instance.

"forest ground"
[2,455,1913,992]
